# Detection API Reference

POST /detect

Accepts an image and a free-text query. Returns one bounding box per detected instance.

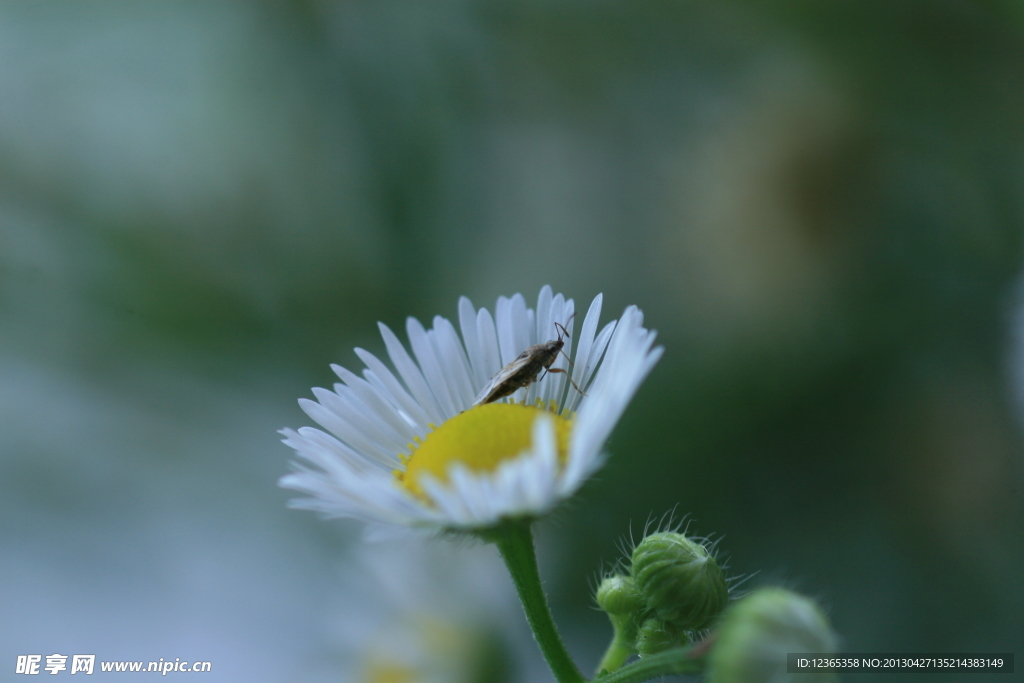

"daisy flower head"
[280,285,662,533]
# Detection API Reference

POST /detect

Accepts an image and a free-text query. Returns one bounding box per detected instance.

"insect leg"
[546,367,587,396]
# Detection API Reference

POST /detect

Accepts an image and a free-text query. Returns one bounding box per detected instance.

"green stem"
[493,520,586,683]
[595,631,633,675]
[594,646,704,683]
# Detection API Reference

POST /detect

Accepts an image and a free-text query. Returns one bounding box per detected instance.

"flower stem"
[594,645,704,683]
[493,520,585,683]
[595,631,633,675]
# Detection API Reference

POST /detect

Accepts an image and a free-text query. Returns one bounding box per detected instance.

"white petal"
[475,307,502,389]
[583,321,617,389]
[566,293,602,413]
[565,307,661,491]
[458,297,488,389]
[495,296,529,404]
[431,315,477,411]
[331,364,419,444]
[536,286,553,344]
[495,296,516,366]
[353,348,433,433]
[320,380,409,454]
[282,427,382,478]
[300,397,398,468]
[545,295,575,408]
[406,317,458,419]
[379,322,445,425]
[510,292,531,354]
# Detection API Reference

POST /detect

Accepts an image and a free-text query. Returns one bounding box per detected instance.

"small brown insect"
[473,317,585,405]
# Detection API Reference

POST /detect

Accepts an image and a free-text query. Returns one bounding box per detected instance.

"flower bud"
[635,616,688,656]
[596,574,646,647]
[631,532,728,631]
[596,574,645,617]
[706,588,838,683]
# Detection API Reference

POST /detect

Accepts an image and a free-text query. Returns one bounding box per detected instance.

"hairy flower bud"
[631,532,728,631]
[706,588,838,683]
[596,574,646,617]
[595,573,646,650]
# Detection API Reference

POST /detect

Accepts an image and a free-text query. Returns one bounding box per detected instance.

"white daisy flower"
[279,285,662,532]
[331,537,543,683]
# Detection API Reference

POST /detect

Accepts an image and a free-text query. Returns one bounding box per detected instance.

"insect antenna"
[553,312,576,341]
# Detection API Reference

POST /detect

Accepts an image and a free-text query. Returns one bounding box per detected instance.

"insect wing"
[473,353,533,405]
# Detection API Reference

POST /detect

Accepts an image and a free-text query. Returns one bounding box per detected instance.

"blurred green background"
[2,1,1023,681]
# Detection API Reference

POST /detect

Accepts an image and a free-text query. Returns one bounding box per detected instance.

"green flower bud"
[706,588,839,683]
[631,532,728,630]
[635,616,689,656]
[596,574,646,617]
[595,574,645,649]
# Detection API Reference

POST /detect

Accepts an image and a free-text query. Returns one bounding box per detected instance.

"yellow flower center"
[396,403,572,500]
[364,663,417,683]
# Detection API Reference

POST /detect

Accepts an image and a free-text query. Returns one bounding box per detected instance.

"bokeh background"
[3,2,1023,681]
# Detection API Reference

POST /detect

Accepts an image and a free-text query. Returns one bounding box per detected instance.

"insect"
[474,317,586,405]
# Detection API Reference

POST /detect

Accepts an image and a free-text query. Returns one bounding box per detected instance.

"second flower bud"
[631,531,729,632]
